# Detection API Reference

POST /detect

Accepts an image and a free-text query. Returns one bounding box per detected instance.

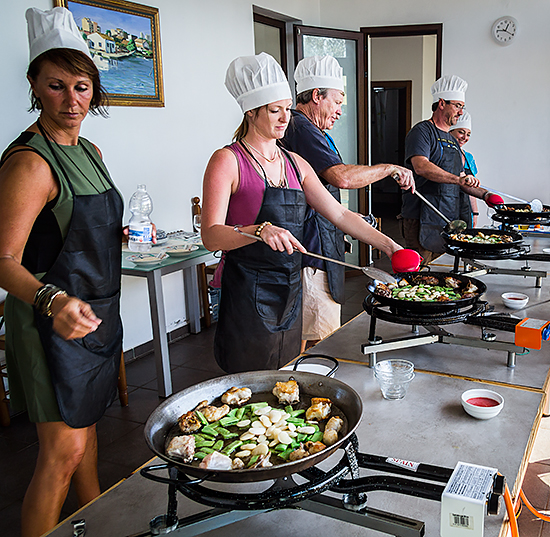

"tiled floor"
[1,218,549,536]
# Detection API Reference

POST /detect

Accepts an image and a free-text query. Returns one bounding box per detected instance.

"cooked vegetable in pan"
[450,231,514,244]
[374,277,479,302]
[165,382,346,470]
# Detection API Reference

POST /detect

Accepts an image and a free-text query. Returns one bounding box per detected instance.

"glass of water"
[193,214,202,232]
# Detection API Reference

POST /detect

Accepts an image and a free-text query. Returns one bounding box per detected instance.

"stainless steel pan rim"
[144,370,363,483]
[367,271,487,314]
[441,227,524,252]
[493,203,550,219]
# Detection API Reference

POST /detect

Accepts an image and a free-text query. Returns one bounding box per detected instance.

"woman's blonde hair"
[232,106,265,141]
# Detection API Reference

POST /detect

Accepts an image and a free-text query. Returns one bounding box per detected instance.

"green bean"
[222,440,243,455]
[195,410,208,426]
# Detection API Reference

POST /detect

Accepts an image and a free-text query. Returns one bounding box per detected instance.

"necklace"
[242,139,278,162]
[37,119,109,194]
[240,140,288,188]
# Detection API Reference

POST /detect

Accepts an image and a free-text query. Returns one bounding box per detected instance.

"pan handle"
[291,354,339,377]
[140,464,211,486]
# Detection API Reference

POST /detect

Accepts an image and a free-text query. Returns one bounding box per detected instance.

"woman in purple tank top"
[202,53,405,373]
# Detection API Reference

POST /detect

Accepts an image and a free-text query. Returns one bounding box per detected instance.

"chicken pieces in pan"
[177,411,202,434]
[272,379,300,405]
[323,416,344,446]
[305,397,332,420]
[221,386,252,406]
[166,435,195,463]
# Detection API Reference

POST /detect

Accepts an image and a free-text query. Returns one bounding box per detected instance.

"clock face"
[492,17,518,45]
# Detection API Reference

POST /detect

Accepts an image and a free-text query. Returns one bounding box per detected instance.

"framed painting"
[54,0,164,107]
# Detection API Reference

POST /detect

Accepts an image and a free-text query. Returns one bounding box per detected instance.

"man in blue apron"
[401,75,503,264]
[281,55,415,352]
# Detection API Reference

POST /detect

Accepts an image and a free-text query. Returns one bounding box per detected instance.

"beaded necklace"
[240,140,288,189]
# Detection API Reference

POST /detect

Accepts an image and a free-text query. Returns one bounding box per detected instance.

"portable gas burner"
[361,294,531,368]
[445,243,550,287]
[135,435,505,537]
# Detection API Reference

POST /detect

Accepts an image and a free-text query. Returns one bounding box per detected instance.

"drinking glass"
[193,214,202,232]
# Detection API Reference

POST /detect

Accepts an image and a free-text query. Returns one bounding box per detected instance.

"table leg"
[183,265,201,334]
[147,270,173,398]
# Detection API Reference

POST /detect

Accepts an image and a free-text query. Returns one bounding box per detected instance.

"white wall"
[370,36,426,125]
[1,0,320,351]
[320,0,550,226]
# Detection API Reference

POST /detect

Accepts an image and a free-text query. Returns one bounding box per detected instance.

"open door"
[362,24,442,263]
[294,25,365,267]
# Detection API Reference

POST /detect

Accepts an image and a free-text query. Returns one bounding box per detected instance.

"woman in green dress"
[0,8,125,536]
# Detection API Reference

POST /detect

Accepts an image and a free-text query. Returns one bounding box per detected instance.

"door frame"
[359,24,443,265]
[294,25,366,166]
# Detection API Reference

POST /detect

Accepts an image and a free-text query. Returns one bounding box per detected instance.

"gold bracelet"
[43,289,68,317]
[255,221,272,237]
[34,284,68,317]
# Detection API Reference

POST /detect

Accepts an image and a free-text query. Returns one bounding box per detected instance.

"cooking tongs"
[235,229,397,284]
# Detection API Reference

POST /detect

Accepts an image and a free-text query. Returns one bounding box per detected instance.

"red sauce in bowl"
[466,397,500,407]
[508,297,525,300]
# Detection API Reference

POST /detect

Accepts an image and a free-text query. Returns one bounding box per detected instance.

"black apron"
[419,122,469,253]
[33,131,123,429]
[302,182,345,305]
[301,130,345,305]
[214,151,307,374]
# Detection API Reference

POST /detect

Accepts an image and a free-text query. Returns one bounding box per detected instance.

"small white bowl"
[461,389,504,420]
[501,292,529,310]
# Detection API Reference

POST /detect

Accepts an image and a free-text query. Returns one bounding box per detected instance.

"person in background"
[0,8,126,536]
[450,111,479,227]
[401,75,503,263]
[202,53,419,374]
[281,55,415,352]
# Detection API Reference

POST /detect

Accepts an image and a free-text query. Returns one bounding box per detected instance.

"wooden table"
[122,246,215,398]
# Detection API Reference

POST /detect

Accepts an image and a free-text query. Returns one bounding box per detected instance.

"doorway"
[370,80,411,218]
[361,24,442,265]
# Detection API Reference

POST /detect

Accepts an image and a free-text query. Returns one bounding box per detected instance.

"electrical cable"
[504,483,520,537]
[519,489,550,522]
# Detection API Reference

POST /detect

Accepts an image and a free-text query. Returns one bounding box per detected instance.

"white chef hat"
[26,6,91,64]
[450,111,472,131]
[431,75,468,103]
[294,55,344,95]
[225,52,291,114]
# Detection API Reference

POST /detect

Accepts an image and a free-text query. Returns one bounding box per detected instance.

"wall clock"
[492,16,518,46]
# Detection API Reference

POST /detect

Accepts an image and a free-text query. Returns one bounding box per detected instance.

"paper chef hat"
[294,55,344,95]
[225,52,291,113]
[450,111,472,131]
[26,7,91,64]
[431,75,468,103]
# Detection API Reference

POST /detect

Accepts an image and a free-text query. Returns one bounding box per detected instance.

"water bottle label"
[129,223,153,244]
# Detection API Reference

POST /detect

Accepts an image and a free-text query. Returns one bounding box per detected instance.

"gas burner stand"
[136,435,504,537]
[445,243,549,288]
[361,296,526,368]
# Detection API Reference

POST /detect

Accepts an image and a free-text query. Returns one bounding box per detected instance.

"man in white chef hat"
[401,75,503,263]
[281,55,416,352]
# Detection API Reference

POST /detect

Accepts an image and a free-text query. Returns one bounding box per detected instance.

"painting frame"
[54,0,164,107]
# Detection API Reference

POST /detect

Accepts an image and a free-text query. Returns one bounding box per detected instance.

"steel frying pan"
[367,271,487,314]
[440,227,524,252]
[143,369,363,483]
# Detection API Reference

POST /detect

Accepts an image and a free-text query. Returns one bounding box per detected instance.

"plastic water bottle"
[128,184,153,252]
